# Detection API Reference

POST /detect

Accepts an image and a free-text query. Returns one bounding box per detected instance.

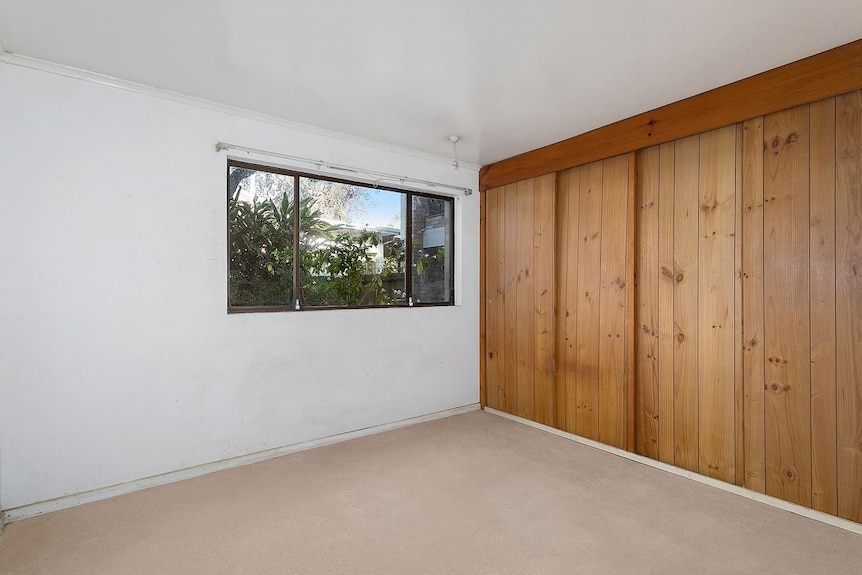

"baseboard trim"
[3,403,480,523]
[484,407,862,536]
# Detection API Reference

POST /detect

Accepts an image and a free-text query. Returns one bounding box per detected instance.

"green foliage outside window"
[228,163,452,310]
[229,187,404,308]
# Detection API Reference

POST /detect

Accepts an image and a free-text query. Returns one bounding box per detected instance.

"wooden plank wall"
[485,159,630,444]
[634,127,739,482]
[484,174,556,426]
[483,89,862,523]
[555,155,631,448]
[632,90,862,521]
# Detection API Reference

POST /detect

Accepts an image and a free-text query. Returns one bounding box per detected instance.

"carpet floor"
[1,410,860,574]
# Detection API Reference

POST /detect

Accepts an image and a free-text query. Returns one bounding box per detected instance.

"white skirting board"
[3,403,481,523]
[484,407,862,536]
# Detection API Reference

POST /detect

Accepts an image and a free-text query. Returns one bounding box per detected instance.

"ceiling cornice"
[0,52,481,173]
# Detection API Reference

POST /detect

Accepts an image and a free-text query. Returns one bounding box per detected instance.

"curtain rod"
[215,142,473,196]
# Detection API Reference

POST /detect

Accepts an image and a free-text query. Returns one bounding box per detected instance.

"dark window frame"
[227,159,455,313]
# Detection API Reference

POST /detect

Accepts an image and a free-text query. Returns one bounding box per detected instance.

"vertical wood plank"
[555,171,571,431]
[627,152,637,452]
[735,123,746,487]
[561,168,583,433]
[576,161,604,441]
[516,179,536,421]
[810,97,838,514]
[636,146,660,458]
[657,142,676,465]
[480,189,487,408]
[534,174,556,426]
[673,135,700,472]
[836,90,862,523]
[503,183,519,415]
[494,188,508,411]
[698,125,737,484]
[599,154,629,449]
[742,117,767,492]
[763,106,812,506]
[484,189,499,410]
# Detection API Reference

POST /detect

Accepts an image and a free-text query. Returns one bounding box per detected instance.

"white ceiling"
[1,1,860,166]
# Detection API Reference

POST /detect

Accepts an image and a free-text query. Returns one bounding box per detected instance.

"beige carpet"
[1,410,860,574]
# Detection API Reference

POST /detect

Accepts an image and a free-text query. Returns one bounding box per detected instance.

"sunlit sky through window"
[349,187,403,230]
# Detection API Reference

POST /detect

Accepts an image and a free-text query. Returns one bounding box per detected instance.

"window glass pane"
[412,195,452,303]
[228,167,295,307]
[299,177,406,307]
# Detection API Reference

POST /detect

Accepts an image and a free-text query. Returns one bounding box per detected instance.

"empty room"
[1,1,861,573]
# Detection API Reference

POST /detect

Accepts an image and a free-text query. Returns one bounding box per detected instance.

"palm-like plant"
[229,168,404,308]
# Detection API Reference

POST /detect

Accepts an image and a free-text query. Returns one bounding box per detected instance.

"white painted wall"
[0,62,479,511]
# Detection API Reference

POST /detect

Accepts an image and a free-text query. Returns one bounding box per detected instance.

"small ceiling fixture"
[450,136,460,169]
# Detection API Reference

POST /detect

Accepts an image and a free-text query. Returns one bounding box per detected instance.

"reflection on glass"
[412,195,452,304]
[299,177,406,307]
[228,167,295,306]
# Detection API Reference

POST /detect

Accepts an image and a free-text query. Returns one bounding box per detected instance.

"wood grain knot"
[770,136,783,154]
[676,333,685,344]
[675,273,684,283]
[784,469,796,481]
[786,133,798,145]
[661,266,674,279]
